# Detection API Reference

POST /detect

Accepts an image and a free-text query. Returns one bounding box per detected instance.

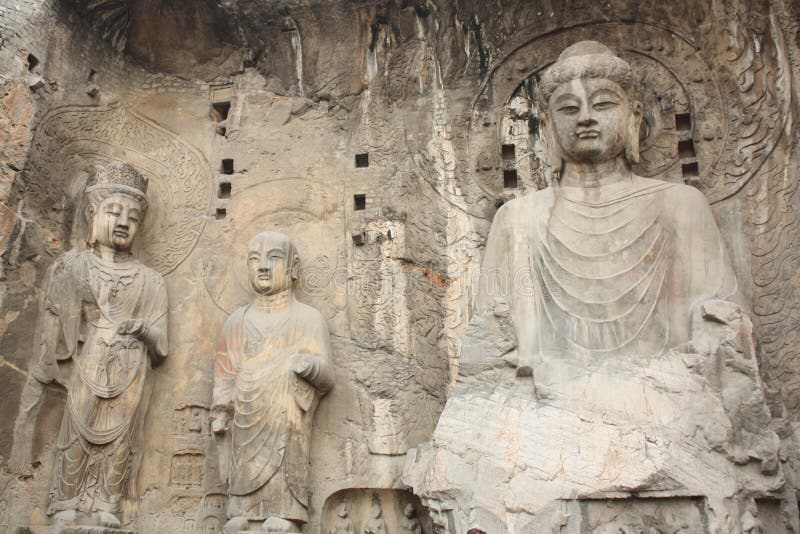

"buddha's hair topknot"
[540,41,632,103]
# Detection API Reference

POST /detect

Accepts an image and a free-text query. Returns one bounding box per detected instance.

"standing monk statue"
[9,162,169,528]
[211,231,335,533]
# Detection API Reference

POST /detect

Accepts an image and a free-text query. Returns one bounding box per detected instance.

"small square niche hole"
[218,181,232,199]
[502,144,516,161]
[215,208,227,220]
[221,159,234,175]
[355,153,369,168]
[678,139,696,159]
[211,101,231,122]
[675,113,692,132]
[503,169,518,189]
[681,161,699,179]
[27,53,39,72]
[354,194,366,211]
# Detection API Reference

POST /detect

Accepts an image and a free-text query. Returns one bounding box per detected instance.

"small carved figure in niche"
[211,231,335,533]
[327,503,355,534]
[400,503,421,534]
[9,162,168,528]
[362,498,387,534]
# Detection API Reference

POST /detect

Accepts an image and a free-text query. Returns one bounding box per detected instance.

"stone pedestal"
[20,527,136,534]
[404,301,799,533]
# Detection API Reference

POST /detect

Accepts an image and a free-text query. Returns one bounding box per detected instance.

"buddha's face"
[90,192,144,251]
[247,235,295,295]
[548,77,638,164]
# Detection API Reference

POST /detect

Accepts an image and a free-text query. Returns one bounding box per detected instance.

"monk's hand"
[291,353,314,378]
[210,407,229,434]
[116,319,150,339]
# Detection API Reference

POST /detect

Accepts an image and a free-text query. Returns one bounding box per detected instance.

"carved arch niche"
[467,21,789,204]
[20,104,214,274]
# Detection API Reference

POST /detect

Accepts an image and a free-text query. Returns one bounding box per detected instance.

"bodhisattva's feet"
[95,511,121,528]
[223,515,250,534]
[52,509,77,526]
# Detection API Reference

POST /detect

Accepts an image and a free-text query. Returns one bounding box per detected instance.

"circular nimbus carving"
[25,104,212,274]
[470,21,788,203]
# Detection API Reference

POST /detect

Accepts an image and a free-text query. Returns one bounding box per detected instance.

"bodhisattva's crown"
[86,162,148,199]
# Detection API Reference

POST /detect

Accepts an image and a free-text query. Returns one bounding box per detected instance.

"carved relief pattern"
[23,104,212,274]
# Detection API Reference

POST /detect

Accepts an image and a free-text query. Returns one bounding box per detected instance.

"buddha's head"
[404,503,415,518]
[246,231,299,296]
[337,502,348,518]
[85,162,149,252]
[540,41,642,172]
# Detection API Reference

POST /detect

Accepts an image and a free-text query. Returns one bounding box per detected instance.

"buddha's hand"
[210,406,230,434]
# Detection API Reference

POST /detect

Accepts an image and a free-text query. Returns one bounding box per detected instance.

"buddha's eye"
[557,105,580,115]
[593,100,617,110]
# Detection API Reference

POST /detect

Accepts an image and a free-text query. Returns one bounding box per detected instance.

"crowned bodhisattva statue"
[211,231,335,534]
[9,162,168,529]
[405,41,796,533]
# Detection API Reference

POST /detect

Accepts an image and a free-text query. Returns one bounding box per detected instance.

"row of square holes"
[215,113,699,219]
[498,112,699,188]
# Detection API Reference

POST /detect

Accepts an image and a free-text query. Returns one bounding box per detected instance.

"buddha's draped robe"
[212,298,333,523]
[29,250,168,514]
[476,177,739,360]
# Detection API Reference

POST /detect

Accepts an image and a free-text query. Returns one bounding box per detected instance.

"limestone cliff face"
[0,1,799,532]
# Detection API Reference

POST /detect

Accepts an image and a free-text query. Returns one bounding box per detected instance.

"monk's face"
[247,235,294,295]
[91,193,143,251]
[548,77,634,164]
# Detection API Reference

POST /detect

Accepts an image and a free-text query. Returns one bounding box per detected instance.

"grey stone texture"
[0,1,799,533]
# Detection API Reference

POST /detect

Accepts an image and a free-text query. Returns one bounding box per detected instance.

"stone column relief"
[211,231,335,534]
[9,163,169,531]
[404,41,800,533]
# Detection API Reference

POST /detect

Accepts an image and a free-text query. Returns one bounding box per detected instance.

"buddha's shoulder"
[650,179,711,208]
[495,188,553,217]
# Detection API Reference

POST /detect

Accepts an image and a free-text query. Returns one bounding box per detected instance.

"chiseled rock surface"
[406,299,798,532]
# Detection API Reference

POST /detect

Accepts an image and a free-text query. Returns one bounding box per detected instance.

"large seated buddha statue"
[404,42,798,534]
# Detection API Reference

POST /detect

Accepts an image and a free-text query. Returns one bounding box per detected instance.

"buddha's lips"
[113,229,129,238]
[576,130,600,139]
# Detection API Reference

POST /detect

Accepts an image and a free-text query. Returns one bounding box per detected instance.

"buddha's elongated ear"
[540,112,562,175]
[289,251,300,281]
[625,101,644,165]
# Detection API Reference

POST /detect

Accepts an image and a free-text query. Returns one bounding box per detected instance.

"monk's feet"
[262,516,302,533]
[223,515,249,534]
[96,511,121,528]
[52,509,77,527]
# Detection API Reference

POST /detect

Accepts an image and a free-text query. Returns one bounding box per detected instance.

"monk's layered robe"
[476,177,739,361]
[28,250,168,515]
[212,298,334,523]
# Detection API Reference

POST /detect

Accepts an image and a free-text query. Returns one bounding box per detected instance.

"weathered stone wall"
[0,0,799,532]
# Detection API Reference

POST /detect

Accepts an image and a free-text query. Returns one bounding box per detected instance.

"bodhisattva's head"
[247,231,299,296]
[85,162,149,252]
[540,41,642,172]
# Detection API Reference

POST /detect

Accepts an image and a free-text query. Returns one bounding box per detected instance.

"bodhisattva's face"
[247,238,294,295]
[548,77,636,164]
[92,193,143,251]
